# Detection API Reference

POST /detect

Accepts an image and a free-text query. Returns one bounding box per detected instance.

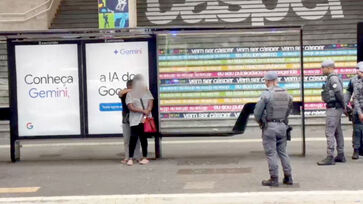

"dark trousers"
[352,114,363,154]
[353,121,363,150]
[129,123,148,158]
[262,122,292,177]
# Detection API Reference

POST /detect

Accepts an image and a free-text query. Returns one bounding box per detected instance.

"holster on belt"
[346,106,353,121]
[326,102,343,109]
[286,125,293,141]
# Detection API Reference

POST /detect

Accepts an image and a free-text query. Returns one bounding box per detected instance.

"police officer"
[345,62,363,104]
[254,71,293,187]
[345,61,363,159]
[318,60,346,165]
[351,63,363,159]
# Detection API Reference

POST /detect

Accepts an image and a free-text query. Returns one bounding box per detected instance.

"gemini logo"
[114,48,143,55]
[145,0,344,26]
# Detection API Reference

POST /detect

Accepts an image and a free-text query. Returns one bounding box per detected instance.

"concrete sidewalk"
[0,126,361,203]
[1,191,363,204]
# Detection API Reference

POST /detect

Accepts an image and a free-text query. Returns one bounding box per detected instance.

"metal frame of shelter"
[358,22,363,62]
[1,25,306,162]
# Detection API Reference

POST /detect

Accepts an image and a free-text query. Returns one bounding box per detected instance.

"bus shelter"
[2,26,305,162]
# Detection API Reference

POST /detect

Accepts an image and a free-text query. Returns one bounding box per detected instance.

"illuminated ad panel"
[15,44,81,137]
[86,42,149,135]
[157,32,357,123]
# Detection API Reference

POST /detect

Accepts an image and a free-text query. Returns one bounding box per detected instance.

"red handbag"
[140,99,157,133]
[144,117,157,133]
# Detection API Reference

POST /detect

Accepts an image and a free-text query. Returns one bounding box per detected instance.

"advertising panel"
[158,35,357,122]
[15,44,81,137]
[86,41,149,135]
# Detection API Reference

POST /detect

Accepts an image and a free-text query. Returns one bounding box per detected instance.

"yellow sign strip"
[160,96,321,105]
[159,62,357,73]
[0,187,40,194]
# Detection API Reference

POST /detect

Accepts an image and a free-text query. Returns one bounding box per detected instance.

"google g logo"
[26,122,34,130]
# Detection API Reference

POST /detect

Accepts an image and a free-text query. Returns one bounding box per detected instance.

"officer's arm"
[285,95,293,124]
[353,86,362,115]
[254,92,268,123]
[331,77,345,109]
[344,80,353,105]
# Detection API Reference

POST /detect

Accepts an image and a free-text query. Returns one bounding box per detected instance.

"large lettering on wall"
[145,0,344,26]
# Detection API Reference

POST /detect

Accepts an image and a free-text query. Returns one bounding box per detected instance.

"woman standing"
[119,79,141,164]
[126,74,154,166]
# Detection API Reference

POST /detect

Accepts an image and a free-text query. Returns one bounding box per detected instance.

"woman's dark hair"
[126,79,133,88]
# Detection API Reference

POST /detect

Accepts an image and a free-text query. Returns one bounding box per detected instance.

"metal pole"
[7,38,20,162]
[155,134,162,159]
[153,34,162,159]
[300,27,306,156]
[10,139,20,162]
[10,135,16,162]
[359,22,363,62]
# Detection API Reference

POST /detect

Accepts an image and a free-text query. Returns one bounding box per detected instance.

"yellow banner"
[160,96,321,105]
[159,62,356,73]
[160,98,257,105]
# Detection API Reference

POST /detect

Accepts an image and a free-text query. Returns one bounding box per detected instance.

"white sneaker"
[139,158,149,165]
[127,159,134,166]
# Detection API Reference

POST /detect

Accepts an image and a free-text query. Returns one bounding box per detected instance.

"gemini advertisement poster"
[86,42,149,135]
[15,44,81,137]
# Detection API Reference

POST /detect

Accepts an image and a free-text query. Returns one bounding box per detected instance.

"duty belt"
[326,102,343,109]
[267,119,285,123]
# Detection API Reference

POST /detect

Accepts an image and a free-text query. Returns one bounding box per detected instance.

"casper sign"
[15,44,81,137]
[86,42,149,135]
[144,0,344,26]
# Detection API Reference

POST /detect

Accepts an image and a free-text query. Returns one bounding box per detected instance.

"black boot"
[317,156,335,165]
[262,176,279,187]
[359,147,363,156]
[283,175,293,185]
[352,149,359,160]
[335,153,346,163]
